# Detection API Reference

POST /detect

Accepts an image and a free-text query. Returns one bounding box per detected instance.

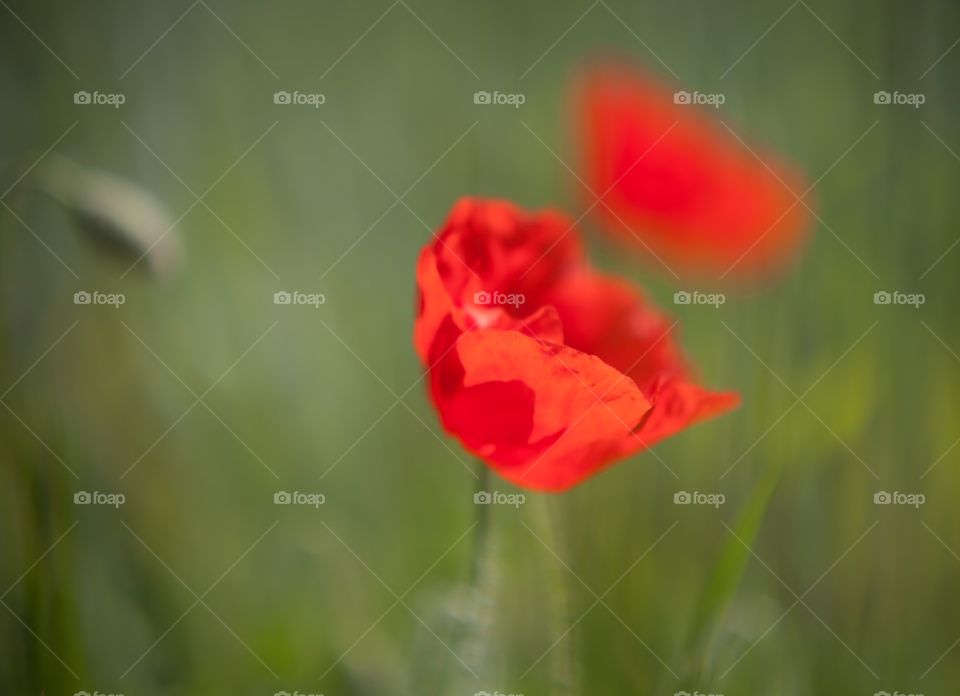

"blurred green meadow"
[2,0,960,694]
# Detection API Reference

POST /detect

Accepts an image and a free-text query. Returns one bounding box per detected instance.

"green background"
[2,0,959,694]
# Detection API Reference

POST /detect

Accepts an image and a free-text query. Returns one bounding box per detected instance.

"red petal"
[541,268,739,457]
[542,268,687,393]
[573,62,811,279]
[416,197,577,360]
[415,197,740,490]
[414,244,454,362]
[630,376,740,451]
[433,197,582,311]
[431,328,652,491]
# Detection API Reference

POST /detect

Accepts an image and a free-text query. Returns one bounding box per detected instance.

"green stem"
[470,462,491,585]
[531,494,576,695]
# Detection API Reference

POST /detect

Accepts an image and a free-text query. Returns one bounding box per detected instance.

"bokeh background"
[2,0,959,694]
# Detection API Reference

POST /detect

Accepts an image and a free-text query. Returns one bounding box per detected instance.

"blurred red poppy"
[571,61,812,279]
[415,198,739,491]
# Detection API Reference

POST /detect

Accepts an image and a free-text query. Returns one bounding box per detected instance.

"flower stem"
[531,494,576,695]
[470,461,491,585]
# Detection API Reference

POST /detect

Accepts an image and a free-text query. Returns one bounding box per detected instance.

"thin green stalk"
[470,463,491,585]
[530,494,576,696]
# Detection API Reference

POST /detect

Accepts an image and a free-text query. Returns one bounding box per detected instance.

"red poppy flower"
[415,197,739,491]
[572,61,812,279]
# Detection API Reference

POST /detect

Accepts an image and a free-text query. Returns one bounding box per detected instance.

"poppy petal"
[573,62,811,279]
[432,327,652,491]
[415,197,739,490]
[542,268,687,393]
